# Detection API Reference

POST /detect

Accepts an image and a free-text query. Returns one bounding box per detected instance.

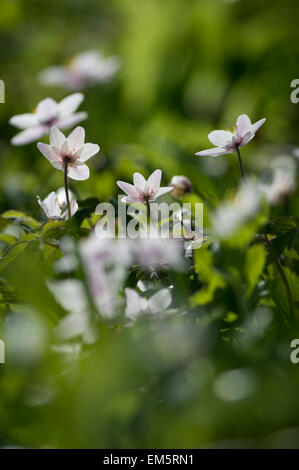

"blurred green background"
[0,0,299,449]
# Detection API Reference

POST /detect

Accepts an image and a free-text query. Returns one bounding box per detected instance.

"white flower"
[37,187,78,220]
[210,180,261,239]
[37,126,100,180]
[195,114,266,157]
[125,288,172,321]
[172,208,203,257]
[117,169,172,203]
[39,50,121,90]
[9,93,87,146]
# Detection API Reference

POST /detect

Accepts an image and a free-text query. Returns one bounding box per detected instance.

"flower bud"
[169,175,193,198]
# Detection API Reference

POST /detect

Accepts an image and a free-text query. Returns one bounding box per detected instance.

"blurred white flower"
[37,188,78,220]
[4,309,47,365]
[48,279,97,344]
[117,169,172,203]
[125,288,172,321]
[195,114,266,157]
[260,167,296,205]
[213,368,256,402]
[80,236,131,319]
[37,126,99,180]
[9,93,87,145]
[39,50,121,90]
[211,180,261,239]
[134,237,184,269]
[169,175,193,198]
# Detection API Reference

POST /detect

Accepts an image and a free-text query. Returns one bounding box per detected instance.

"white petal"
[9,113,38,129]
[57,112,87,129]
[62,200,78,220]
[56,187,75,206]
[37,142,63,169]
[36,98,58,122]
[67,126,85,153]
[133,172,147,190]
[11,126,46,146]
[195,147,231,157]
[58,92,84,116]
[252,118,266,134]
[155,187,173,199]
[50,126,66,149]
[117,181,139,198]
[148,289,172,314]
[125,288,147,320]
[42,192,61,218]
[236,114,252,138]
[147,169,162,193]
[79,143,100,162]
[67,164,90,180]
[208,130,233,147]
[121,196,141,203]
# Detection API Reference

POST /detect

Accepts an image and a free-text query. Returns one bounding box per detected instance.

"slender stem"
[235,146,246,180]
[263,234,294,323]
[145,198,151,220]
[64,160,72,220]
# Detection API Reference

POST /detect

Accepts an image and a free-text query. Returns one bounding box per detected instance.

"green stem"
[64,160,72,220]
[235,146,246,180]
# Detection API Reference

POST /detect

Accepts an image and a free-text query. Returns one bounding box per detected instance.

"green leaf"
[1,210,41,230]
[245,244,266,294]
[191,245,225,305]
[41,220,67,240]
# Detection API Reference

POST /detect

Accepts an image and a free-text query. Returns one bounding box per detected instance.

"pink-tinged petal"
[239,131,254,147]
[236,114,252,138]
[155,186,173,199]
[36,98,58,122]
[147,169,162,193]
[208,130,232,147]
[67,164,90,180]
[67,126,85,153]
[252,118,266,134]
[11,126,46,146]
[148,289,171,314]
[117,180,140,198]
[79,143,100,162]
[50,126,66,149]
[133,172,146,190]
[37,142,63,169]
[9,113,39,129]
[57,111,87,129]
[58,92,84,116]
[121,196,142,203]
[195,147,231,157]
